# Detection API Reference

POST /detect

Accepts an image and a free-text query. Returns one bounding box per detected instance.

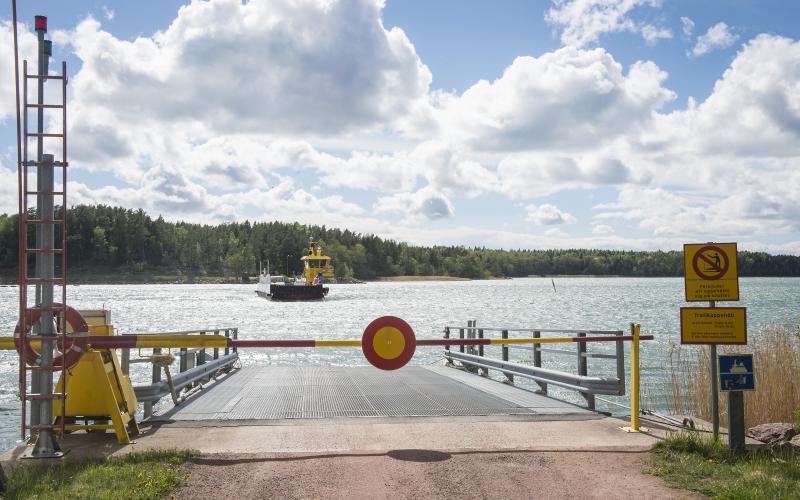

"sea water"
[1,277,798,451]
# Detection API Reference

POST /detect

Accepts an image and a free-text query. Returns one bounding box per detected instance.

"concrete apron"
[2,414,669,464]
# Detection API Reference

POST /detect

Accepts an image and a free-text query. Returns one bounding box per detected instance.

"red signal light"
[35,15,47,32]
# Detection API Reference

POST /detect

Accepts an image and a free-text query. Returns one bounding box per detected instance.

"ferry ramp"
[149,365,595,424]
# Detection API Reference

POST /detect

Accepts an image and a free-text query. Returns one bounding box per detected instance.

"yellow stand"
[53,310,140,444]
[622,323,648,433]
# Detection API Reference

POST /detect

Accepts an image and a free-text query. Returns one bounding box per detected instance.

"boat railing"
[118,328,239,419]
[442,322,627,410]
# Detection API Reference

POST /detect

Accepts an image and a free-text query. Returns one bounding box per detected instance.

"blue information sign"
[718,354,755,391]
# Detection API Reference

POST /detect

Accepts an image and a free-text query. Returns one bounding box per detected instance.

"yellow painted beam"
[488,337,571,345]
[0,337,14,350]
[315,339,362,347]
[133,335,229,349]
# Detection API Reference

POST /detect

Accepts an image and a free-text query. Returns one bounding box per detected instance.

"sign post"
[719,354,755,454]
[682,242,741,441]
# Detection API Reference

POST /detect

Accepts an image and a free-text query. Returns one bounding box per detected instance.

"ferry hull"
[269,284,329,301]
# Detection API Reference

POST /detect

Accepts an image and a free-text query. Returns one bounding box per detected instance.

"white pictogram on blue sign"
[718,354,755,391]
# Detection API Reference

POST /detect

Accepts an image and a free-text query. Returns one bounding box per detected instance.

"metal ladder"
[17,54,70,450]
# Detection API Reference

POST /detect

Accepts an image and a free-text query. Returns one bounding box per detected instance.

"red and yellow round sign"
[361,316,416,370]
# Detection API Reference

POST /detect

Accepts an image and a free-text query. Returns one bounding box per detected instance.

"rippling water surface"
[1,277,798,451]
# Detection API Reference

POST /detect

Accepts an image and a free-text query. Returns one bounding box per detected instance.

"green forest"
[1,205,799,282]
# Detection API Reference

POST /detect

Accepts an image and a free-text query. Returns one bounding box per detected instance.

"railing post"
[444,327,452,365]
[502,329,513,384]
[478,328,488,377]
[144,347,162,419]
[180,347,188,373]
[121,348,130,375]
[233,328,238,353]
[615,330,626,396]
[466,320,476,356]
[464,320,478,373]
[199,331,206,366]
[198,331,208,384]
[213,329,219,360]
[533,330,546,394]
[577,332,595,410]
[225,329,230,356]
[459,327,464,354]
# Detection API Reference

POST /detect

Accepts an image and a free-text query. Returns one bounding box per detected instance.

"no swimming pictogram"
[691,245,729,280]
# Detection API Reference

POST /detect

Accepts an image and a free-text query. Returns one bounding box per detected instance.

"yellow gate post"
[622,323,647,432]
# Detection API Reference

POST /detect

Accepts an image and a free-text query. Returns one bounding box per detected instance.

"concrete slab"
[2,414,664,463]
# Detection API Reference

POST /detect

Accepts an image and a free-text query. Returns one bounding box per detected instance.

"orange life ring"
[14,304,89,368]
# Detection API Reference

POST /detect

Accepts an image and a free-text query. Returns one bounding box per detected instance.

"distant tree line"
[0,205,799,280]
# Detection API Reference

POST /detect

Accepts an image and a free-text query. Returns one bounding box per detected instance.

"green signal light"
[43,40,52,56]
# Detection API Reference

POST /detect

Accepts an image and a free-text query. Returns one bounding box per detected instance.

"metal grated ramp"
[152,365,594,422]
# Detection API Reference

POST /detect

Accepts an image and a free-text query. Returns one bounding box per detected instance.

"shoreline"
[375,275,471,282]
[1,274,798,286]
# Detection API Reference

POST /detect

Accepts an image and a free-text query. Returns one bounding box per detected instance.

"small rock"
[790,435,800,451]
[747,423,798,443]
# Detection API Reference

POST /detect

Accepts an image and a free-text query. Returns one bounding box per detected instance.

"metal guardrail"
[118,327,239,419]
[443,322,626,410]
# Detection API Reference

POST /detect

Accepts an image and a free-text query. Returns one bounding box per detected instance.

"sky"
[1,0,799,254]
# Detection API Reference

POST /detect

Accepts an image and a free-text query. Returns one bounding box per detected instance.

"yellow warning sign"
[684,242,739,302]
[680,307,747,345]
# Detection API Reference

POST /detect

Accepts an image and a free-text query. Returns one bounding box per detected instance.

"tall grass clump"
[3,449,197,500]
[669,322,800,427]
[648,431,800,497]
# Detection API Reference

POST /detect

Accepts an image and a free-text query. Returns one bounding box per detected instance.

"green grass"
[2,449,198,500]
[646,432,800,499]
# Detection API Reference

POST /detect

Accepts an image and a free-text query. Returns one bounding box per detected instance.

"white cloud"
[53,0,434,177]
[71,174,364,225]
[594,185,800,239]
[657,35,800,157]
[101,6,115,21]
[641,24,672,45]
[592,224,614,234]
[438,46,675,152]
[681,16,694,38]
[374,187,454,222]
[544,227,569,237]
[410,141,497,196]
[525,203,576,225]
[691,22,738,57]
[545,0,669,48]
[0,165,17,215]
[0,21,38,122]
[498,155,640,199]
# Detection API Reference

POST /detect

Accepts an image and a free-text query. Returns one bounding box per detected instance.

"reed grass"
[668,322,800,428]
